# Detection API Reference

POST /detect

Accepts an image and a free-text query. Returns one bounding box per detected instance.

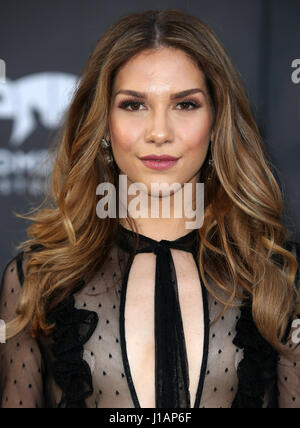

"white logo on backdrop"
[0,72,79,146]
[0,72,79,196]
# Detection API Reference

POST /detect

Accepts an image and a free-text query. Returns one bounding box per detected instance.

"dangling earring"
[207,158,214,181]
[207,141,214,180]
[101,137,114,164]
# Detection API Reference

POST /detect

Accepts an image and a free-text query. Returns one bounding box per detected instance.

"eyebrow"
[113,88,206,100]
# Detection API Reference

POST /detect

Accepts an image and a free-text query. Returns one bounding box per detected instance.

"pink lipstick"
[139,154,180,171]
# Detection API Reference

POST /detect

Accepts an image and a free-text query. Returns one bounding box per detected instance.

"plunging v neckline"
[117,224,210,408]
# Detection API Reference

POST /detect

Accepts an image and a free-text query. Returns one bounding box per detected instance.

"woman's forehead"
[112,47,206,94]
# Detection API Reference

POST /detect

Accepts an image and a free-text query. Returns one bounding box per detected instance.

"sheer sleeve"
[0,252,44,408]
[277,242,300,408]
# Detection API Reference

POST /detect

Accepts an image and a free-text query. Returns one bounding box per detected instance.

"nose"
[145,108,174,145]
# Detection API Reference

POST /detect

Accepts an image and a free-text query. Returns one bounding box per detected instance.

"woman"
[0,9,300,409]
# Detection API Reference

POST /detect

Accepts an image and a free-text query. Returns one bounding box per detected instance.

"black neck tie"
[116,224,200,408]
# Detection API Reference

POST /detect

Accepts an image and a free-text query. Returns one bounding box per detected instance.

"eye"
[118,100,145,111]
[118,99,201,112]
[176,100,201,110]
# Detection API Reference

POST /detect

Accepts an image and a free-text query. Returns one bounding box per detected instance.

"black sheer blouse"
[0,224,300,408]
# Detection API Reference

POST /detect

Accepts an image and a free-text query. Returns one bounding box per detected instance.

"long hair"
[6,9,299,357]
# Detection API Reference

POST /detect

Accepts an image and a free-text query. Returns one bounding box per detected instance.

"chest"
[124,250,204,407]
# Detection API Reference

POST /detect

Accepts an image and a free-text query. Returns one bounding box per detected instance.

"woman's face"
[108,46,214,195]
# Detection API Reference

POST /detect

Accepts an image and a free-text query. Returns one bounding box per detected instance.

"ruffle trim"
[231,240,300,408]
[46,281,99,408]
[231,296,278,408]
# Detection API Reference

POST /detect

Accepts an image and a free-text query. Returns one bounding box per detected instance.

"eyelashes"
[118,99,201,112]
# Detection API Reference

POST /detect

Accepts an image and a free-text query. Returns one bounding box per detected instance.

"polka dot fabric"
[0,237,300,408]
[0,255,44,408]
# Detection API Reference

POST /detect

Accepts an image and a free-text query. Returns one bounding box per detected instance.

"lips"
[139,154,180,161]
[140,156,179,171]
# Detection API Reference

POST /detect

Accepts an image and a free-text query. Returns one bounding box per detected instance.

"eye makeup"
[117,98,202,111]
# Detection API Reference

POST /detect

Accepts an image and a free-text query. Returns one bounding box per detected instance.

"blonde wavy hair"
[6,9,299,357]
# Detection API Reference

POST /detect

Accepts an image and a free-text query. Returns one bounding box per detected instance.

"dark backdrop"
[0,0,299,272]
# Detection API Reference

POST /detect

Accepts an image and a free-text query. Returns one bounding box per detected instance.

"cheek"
[178,110,212,151]
[181,124,211,154]
[110,115,140,153]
